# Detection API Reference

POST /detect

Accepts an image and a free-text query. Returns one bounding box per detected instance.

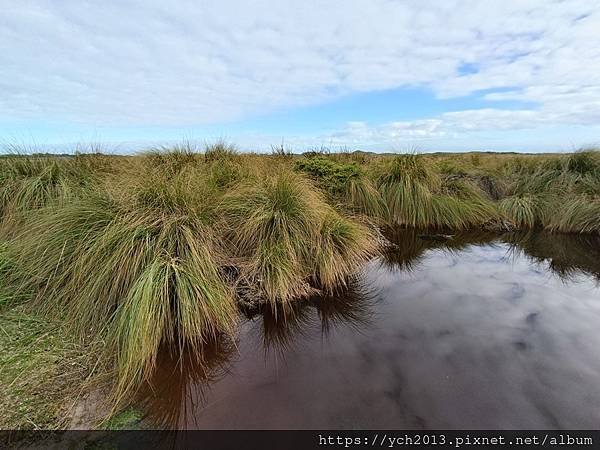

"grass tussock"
[499,195,546,228]
[204,140,238,163]
[0,153,121,236]
[546,197,600,234]
[373,154,496,229]
[10,171,238,405]
[222,172,376,303]
[499,149,600,232]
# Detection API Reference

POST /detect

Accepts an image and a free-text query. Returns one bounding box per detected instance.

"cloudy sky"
[2,0,600,152]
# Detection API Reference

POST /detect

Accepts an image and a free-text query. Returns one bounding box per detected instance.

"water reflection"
[138,337,235,429]
[380,228,499,272]
[382,228,600,282]
[247,281,378,356]
[139,231,600,429]
[138,281,378,429]
[505,232,600,282]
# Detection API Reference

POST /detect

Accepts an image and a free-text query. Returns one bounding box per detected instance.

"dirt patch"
[67,388,111,430]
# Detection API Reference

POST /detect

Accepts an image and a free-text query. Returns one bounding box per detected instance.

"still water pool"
[140,232,600,429]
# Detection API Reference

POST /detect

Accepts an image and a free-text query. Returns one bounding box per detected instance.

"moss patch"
[101,407,143,430]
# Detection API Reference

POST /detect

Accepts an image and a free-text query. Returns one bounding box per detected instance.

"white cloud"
[321,107,600,151]
[329,119,447,144]
[1,0,600,141]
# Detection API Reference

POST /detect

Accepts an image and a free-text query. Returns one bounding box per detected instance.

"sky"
[1,0,600,153]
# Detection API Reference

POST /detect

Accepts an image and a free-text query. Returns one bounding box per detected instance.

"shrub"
[295,156,383,215]
[294,156,361,194]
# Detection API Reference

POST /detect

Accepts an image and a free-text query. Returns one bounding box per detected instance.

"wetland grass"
[221,171,376,303]
[1,145,599,419]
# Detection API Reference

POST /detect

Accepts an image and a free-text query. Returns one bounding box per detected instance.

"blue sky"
[2,1,600,153]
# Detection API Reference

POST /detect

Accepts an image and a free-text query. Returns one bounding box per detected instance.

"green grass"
[294,155,383,215]
[100,407,143,430]
[370,154,498,229]
[0,243,20,308]
[499,195,546,228]
[0,308,96,429]
[547,197,600,234]
[11,190,238,407]
[204,140,239,162]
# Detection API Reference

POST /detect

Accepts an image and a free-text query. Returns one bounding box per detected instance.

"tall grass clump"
[0,242,22,308]
[373,154,495,229]
[221,172,376,304]
[12,169,237,404]
[568,150,600,196]
[374,154,439,227]
[294,155,383,215]
[204,140,238,163]
[566,149,600,176]
[206,155,248,191]
[499,195,546,229]
[498,149,600,233]
[0,157,71,219]
[141,146,200,178]
[546,197,600,234]
[0,154,117,235]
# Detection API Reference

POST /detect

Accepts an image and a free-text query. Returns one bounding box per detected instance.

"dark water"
[139,231,600,430]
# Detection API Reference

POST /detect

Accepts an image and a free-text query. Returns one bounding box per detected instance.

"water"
[139,231,600,429]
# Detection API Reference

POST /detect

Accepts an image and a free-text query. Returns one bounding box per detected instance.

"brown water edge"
[136,230,600,429]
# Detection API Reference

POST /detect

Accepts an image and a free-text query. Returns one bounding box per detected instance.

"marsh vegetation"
[1,145,599,428]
